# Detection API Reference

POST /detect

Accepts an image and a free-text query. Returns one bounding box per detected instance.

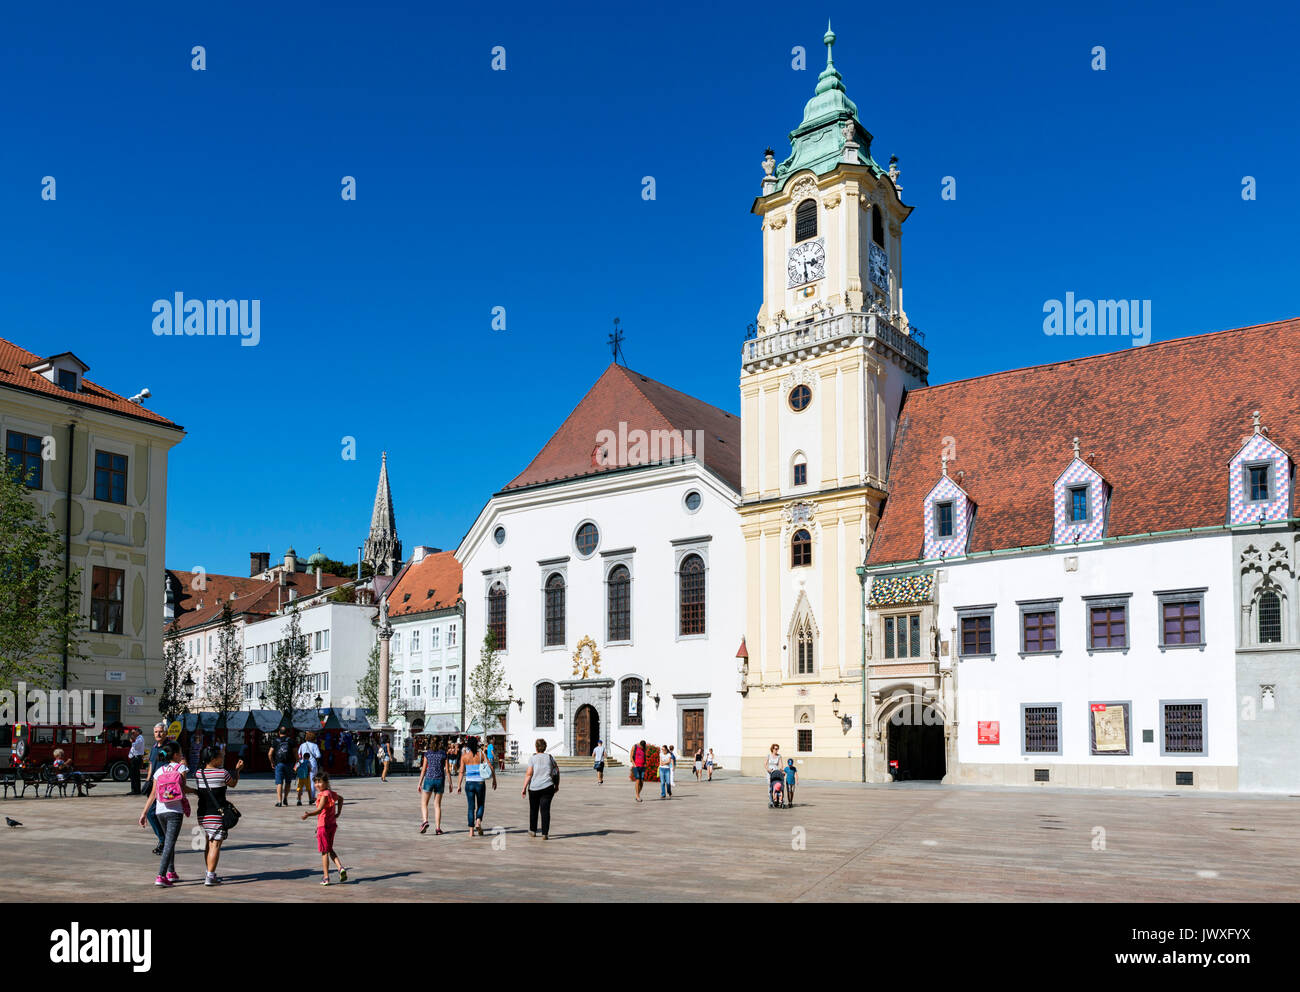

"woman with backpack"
[195,744,242,886]
[454,735,496,837]
[138,741,195,887]
[521,738,559,839]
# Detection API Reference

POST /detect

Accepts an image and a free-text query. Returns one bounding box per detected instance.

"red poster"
[977,720,999,744]
[1091,703,1106,712]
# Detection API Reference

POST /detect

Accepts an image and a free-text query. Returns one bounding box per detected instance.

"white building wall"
[942,533,1237,787]
[242,602,376,709]
[459,464,745,765]
[389,613,462,730]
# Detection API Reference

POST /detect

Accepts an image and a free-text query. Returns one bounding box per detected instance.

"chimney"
[250,551,270,576]
[412,546,441,563]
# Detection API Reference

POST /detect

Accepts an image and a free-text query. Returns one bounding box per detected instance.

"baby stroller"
[769,778,785,809]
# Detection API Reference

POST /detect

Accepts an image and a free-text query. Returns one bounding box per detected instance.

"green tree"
[267,603,311,715]
[159,620,194,719]
[315,556,373,581]
[0,464,83,687]
[467,630,506,736]
[204,602,246,723]
[355,640,398,717]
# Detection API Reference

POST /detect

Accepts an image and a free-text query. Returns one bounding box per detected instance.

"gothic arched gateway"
[883,697,946,781]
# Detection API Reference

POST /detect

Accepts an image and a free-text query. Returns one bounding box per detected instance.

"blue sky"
[3,1,1298,576]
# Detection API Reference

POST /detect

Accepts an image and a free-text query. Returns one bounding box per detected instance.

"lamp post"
[258,691,267,711]
[182,673,195,715]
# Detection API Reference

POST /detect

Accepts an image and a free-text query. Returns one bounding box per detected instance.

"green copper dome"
[307,547,328,567]
[774,23,883,190]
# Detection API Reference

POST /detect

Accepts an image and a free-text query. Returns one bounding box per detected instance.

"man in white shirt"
[592,739,606,785]
[127,729,147,795]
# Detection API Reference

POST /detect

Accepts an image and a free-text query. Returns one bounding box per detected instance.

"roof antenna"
[608,318,627,366]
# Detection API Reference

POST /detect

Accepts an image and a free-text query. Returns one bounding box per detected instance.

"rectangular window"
[959,614,992,656]
[431,627,440,649]
[393,633,402,654]
[936,501,954,538]
[412,678,421,697]
[793,462,807,486]
[411,630,421,652]
[430,675,440,699]
[6,431,43,488]
[1089,605,1127,649]
[884,617,895,659]
[446,673,457,700]
[1247,464,1271,502]
[90,566,124,634]
[1022,610,1057,653]
[448,624,457,646]
[884,614,922,659]
[796,729,813,753]
[1023,705,1060,754]
[1162,599,1202,646]
[1069,486,1089,522]
[94,450,128,504]
[57,369,78,392]
[1162,702,1206,755]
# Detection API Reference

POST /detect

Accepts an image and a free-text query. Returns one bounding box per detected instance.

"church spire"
[363,451,402,576]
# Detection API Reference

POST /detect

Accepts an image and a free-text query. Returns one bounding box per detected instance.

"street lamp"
[314,694,323,710]
[182,673,195,711]
[257,691,267,710]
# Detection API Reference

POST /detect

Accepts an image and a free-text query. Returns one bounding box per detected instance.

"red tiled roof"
[0,336,183,430]
[385,551,463,617]
[867,318,1300,567]
[166,569,349,632]
[505,364,741,492]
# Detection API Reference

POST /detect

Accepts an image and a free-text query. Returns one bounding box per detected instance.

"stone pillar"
[377,623,393,727]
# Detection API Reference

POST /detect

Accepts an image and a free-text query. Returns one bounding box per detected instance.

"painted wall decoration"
[1053,458,1108,544]
[1228,431,1292,525]
[867,571,935,607]
[923,475,973,559]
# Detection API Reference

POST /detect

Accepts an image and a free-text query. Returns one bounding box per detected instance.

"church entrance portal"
[886,702,945,781]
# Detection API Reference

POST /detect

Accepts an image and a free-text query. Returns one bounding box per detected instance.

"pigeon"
[5,817,21,828]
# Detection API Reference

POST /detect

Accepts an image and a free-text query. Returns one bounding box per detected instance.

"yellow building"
[739,26,928,779]
[1,339,183,724]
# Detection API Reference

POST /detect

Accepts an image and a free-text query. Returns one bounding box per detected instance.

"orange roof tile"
[166,569,349,632]
[505,364,740,492]
[867,318,1300,567]
[385,551,463,617]
[0,336,183,430]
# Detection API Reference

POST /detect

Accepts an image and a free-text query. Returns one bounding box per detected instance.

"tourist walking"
[378,736,393,781]
[659,745,673,799]
[455,736,496,836]
[631,740,647,802]
[345,732,358,776]
[195,745,241,886]
[766,744,783,806]
[302,771,348,885]
[298,731,321,804]
[418,736,448,835]
[667,745,677,796]
[592,739,606,785]
[783,758,798,807]
[693,748,703,781]
[127,729,147,795]
[446,737,460,784]
[705,748,716,781]
[143,723,169,854]
[139,741,193,886]
[269,726,297,807]
[522,739,559,839]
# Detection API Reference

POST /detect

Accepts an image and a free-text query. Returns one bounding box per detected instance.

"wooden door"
[682,709,704,756]
[575,705,595,756]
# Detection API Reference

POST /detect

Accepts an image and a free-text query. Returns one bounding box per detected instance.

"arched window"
[535,681,555,728]
[792,452,808,487]
[487,581,507,651]
[794,616,816,675]
[792,529,812,568]
[872,204,884,246]
[1258,589,1282,643]
[544,573,565,647]
[608,565,631,642]
[620,676,643,726]
[679,554,706,636]
[795,198,818,242]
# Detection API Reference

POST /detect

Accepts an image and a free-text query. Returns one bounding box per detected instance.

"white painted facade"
[388,610,463,734]
[937,533,1238,789]
[458,461,745,766]
[241,601,377,710]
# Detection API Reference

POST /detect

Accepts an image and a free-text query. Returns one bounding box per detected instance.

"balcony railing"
[742,311,928,373]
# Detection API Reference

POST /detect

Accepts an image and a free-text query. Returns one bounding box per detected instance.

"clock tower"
[737,24,929,780]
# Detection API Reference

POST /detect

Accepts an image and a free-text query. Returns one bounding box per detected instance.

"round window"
[684,490,702,513]
[574,522,600,557]
[492,526,506,546]
[789,384,812,412]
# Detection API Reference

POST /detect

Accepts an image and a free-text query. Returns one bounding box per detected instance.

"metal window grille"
[795,199,817,242]
[1175,771,1194,786]
[1258,591,1282,643]
[487,582,507,651]
[1034,768,1050,782]
[679,554,706,635]
[535,682,555,727]
[1024,706,1059,753]
[797,729,813,752]
[1164,703,1204,753]
[544,573,566,646]
[621,678,642,726]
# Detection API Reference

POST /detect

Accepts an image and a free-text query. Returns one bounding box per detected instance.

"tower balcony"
[742,311,928,378]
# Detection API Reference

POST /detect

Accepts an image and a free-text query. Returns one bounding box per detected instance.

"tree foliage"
[159,620,194,719]
[0,465,83,687]
[204,602,246,719]
[267,603,311,714]
[467,630,506,736]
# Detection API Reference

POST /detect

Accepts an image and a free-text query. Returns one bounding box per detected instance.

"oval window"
[575,522,600,557]
[492,526,506,546]
[684,491,702,512]
[789,385,812,412]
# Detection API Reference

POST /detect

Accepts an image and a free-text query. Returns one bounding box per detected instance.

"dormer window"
[57,369,78,392]
[1229,413,1292,524]
[1068,485,1089,522]
[1246,463,1271,503]
[936,501,954,538]
[795,199,817,242]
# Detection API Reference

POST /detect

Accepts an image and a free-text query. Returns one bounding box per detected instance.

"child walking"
[302,771,348,885]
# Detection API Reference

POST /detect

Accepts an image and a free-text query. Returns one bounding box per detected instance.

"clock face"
[869,242,888,290]
[787,239,826,288]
